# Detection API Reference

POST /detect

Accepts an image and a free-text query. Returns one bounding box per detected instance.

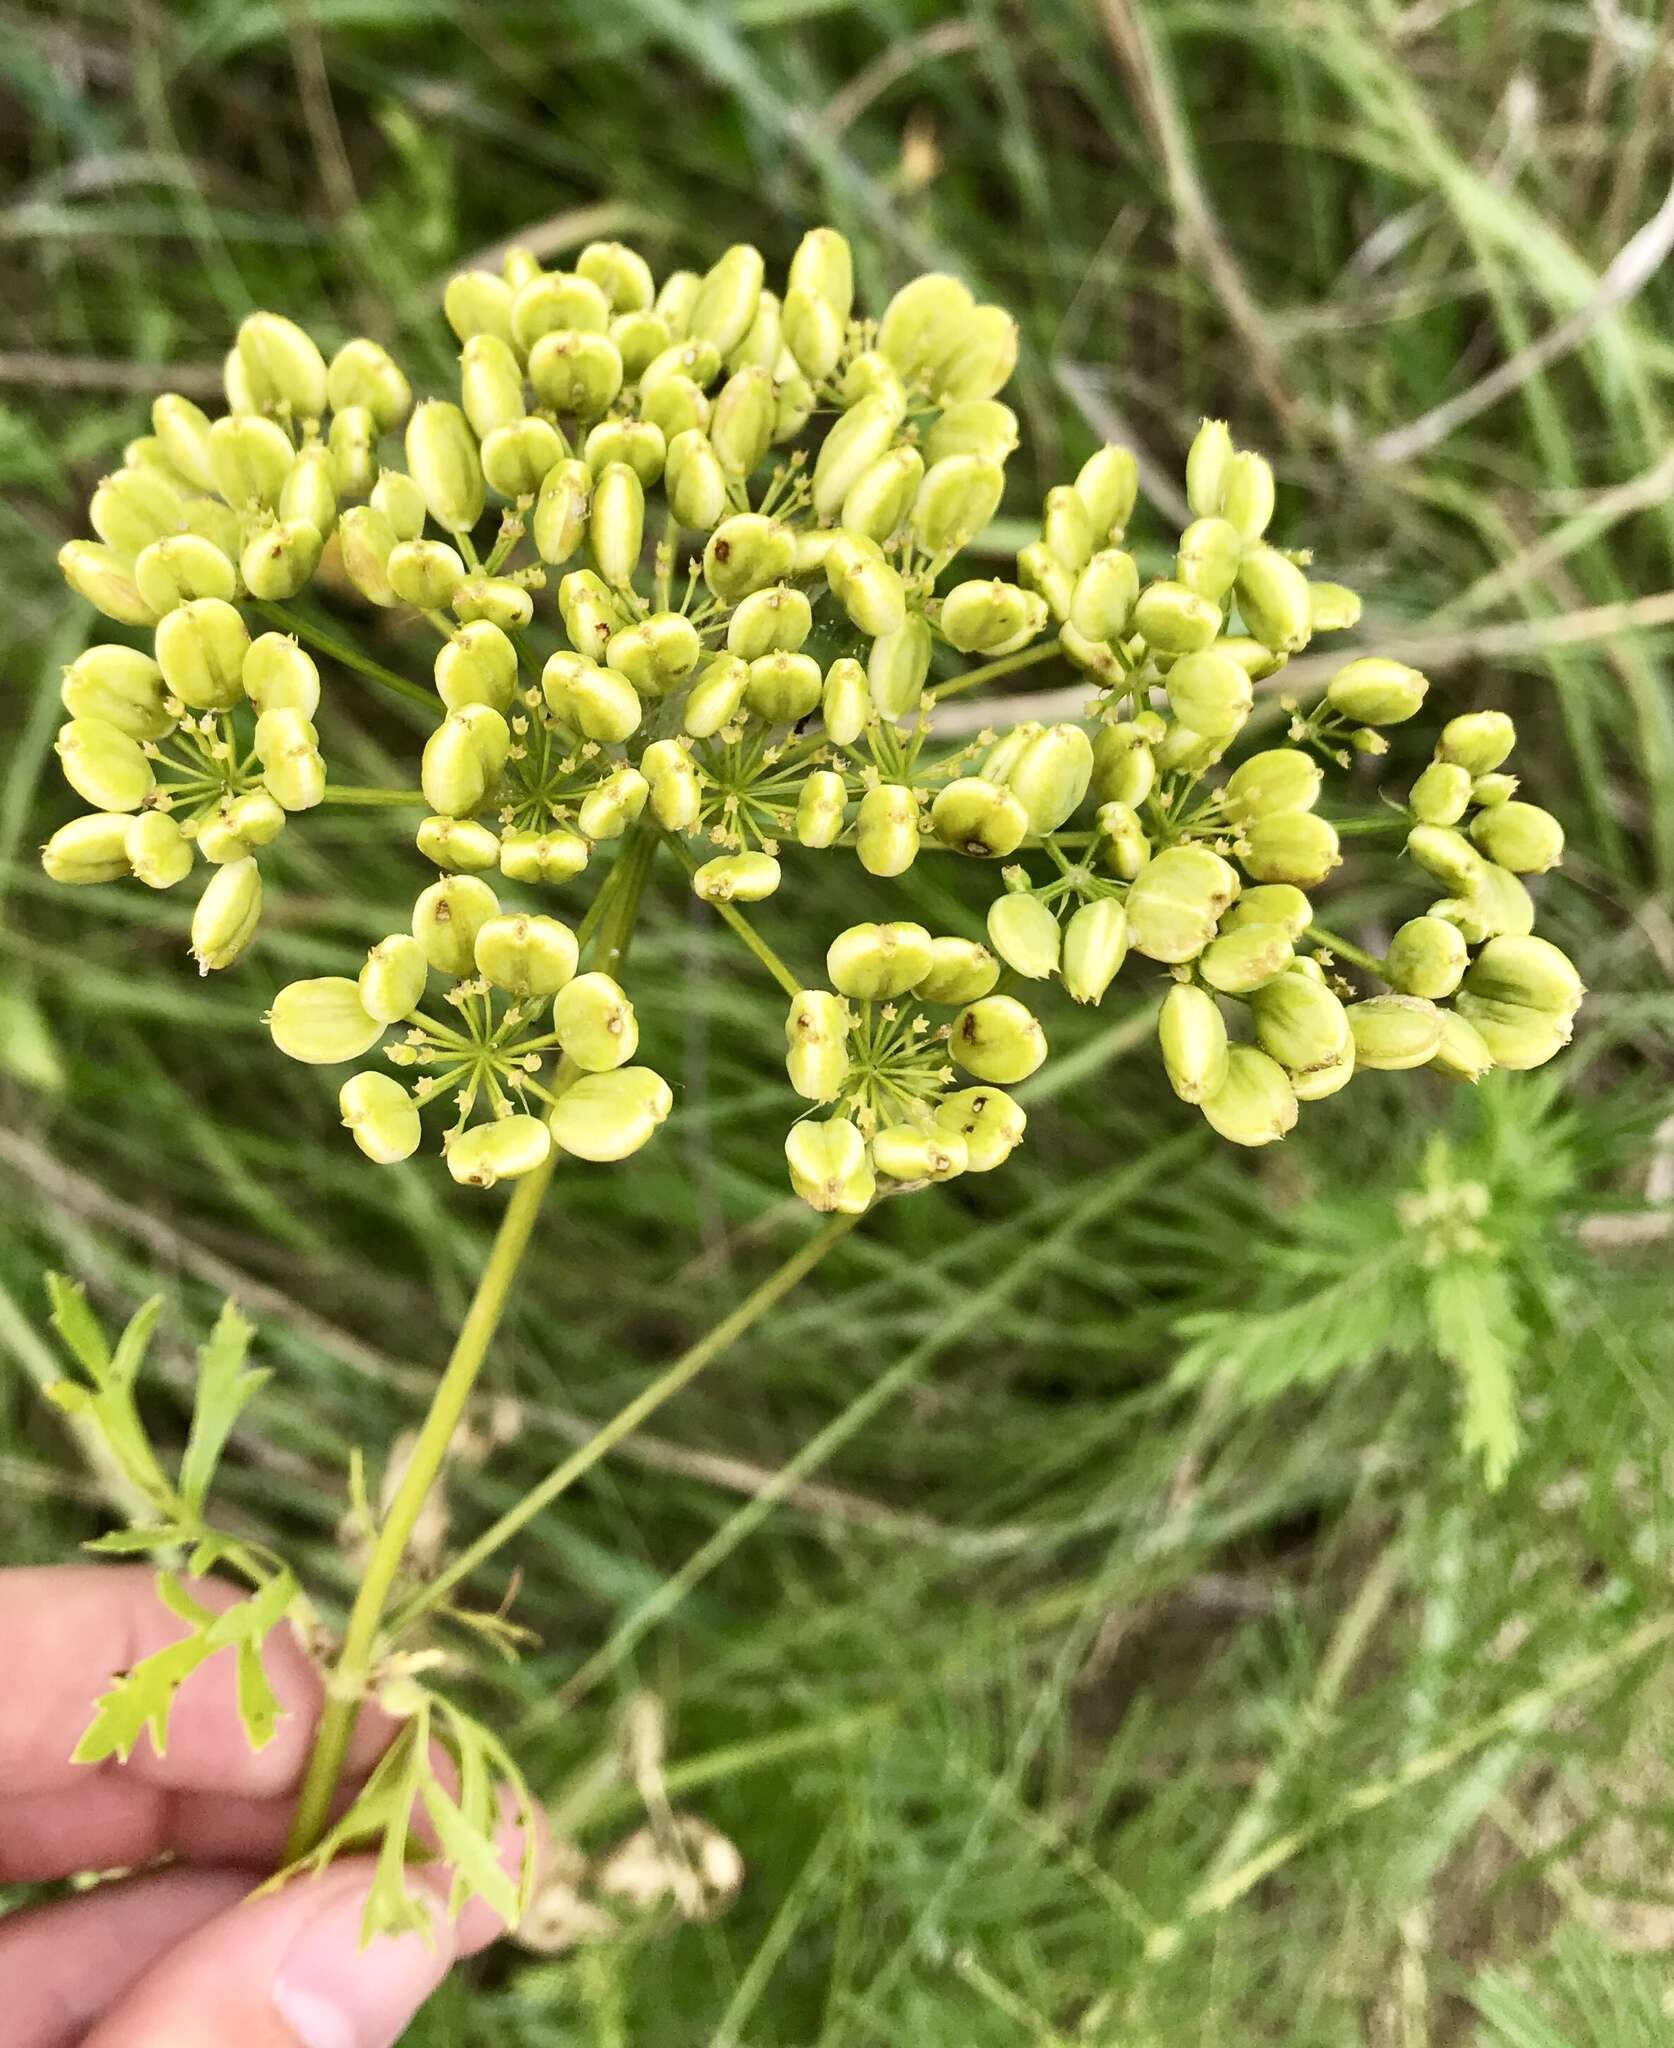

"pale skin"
[0,1567,530,2048]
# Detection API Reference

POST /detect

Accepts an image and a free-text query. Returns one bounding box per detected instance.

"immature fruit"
[340,1072,422,1165]
[1384,917,1468,999]
[43,813,133,885]
[914,938,999,1006]
[950,995,1047,1084]
[1061,899,1128,1004]
[1166,649,1253,740]
[474,914,579,997]
[1347,995,1445,1071]
[935,1087,1026,1171]
[987,894,1061,980]
[269,977,384,1064]
[359,934,429,1024]
[1326,657,1428,726]
[1469,801,1564,874]
[412,874,499,977]
[1250,972,1350,1077]
[1158,984,1229,1104]
[1126,845,1240,963]
[447,1115,552,1188]
[827,921,934,1000]
[549,1068,673,1162]
[554,972,639,1071]
[1201,1045,1298,1147]
[930,777,1029,858]
[785,1117,874,1213]
[872,1124,967,1183]
[691,852,782,902]
[1436,710,1515,773]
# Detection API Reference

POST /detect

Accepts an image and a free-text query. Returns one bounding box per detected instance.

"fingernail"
[273,1880,454,2048]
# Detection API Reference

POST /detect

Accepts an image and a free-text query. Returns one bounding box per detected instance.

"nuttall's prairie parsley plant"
[36,227,1582,1934]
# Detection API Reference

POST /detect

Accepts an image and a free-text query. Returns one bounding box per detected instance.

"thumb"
[83,1861,469,2048]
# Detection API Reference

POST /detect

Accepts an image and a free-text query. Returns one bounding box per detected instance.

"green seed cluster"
[43,230,1580,1199]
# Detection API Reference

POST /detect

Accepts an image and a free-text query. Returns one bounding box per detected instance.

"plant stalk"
[254,600,439,713]
[283,821,659,1859]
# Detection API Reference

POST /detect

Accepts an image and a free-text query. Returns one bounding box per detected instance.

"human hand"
[0,1566,525,2048]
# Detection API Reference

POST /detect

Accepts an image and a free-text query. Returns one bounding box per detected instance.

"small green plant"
[35,226,1582,1936]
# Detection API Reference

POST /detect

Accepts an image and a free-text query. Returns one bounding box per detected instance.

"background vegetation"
[2,1,1672,2040]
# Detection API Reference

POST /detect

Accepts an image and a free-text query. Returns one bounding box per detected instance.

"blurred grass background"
[2,1,1674,2040]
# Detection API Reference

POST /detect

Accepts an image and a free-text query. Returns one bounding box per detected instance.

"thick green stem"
[1307,923,1388,982]
[283,822,659,1860]
[318,784,429,808]
[388,1210,860,1635]
[663,835,807,997]
[254,601,439,714]
[930,634,1065,704]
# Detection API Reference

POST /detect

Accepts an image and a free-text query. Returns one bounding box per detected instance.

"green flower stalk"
[36,228,1584,1934]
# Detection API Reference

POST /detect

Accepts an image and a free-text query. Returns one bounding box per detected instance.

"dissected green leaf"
[45,1274,111,1382]
[71,1632,215,1764]
[179,1297,268,1516]
[1428,1260,1523,1489]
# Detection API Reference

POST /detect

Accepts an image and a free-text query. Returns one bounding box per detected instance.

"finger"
[81,1848,521,2048]
[0,1777,310,1883]
[0,1866,252,2048]
[0,1566,389,1799]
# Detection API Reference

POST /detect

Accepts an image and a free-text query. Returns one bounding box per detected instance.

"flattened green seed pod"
[1288,1039,1355,1101]
[873,1124,967,1183]
[240,517,322,601]
[133,530,235,615]
[1199,921,1294,994]
[935,1086,1025,1172]
[609,310,672,380]
[359,933,429,1023]
[499,828,589,885]
[435,620,517,713]
[788,226,855,318]
[688,244,765,356]
[1428,1009,1494,1083]
[576,766,649,840]
[915,937,999,1006]
[1241,811,1341,887]
[786,988,851,1102]
[842,444,925,542]
[190,856,262,972]
[90,466,184,554]
[609,612,700,696]
[1405,823,1484,894]
[279,445,338,536]
[1409,760,1473,826]
[1134,578,1220,654]
[59,541,159,627]
[1436,710,1515,773]
[812,394,904,519]
[511,272,611,352]
[855,783,921,877]
[1175,516,1244,603]
[930,776,1029,858]
[1016,540,1075,622]
[412,873,499,977]
[987,893,1060,980]
[1469,800,1564,874]
[822,656,871,746]
[208,414,295,509]
[327,338,412,429]
[553,971,638,1070]
[785,1116,874,1214]
[445,271,516,348]
[152,394,218,491]
[683,653,750,738]
[340,1071,421,1164]
[745,651,822,723]
[43,811,134,885]
[1153,719,1226,777]
[733,293,784,372]
[1000,724,1094,834]
[643,737,702,833]
[1166,649,1253,740]
[1201,1044,1298,1147]
[867,617,932,723]
[1218,883,1312,939]
[827,920,934,1000]
[125,810,194,890]
[1075,444,1140,539]
[728,584,813,658]
[1185,419,1233,519]
[62,645,172,740]
[336,505,401,606]
[576,239,655,312]
[501,245,542,289]
[795,768,847,849]
[1472,772,1518,808]
[710,365,777,476]
[1219,451,1275,542]
[704,513,796,602]
[782,284,845,382]
[929,400,1020,466]
[1463,934,1583,1018]
[448,1113,552,1188]
[1385,916,1468,999]
[405,401,485,534]
[639,372,709,442]
[1222,747,1321,823]
[943,578,1048,657]
[877,272,974,386]
[1344,993,1443,1071]
[1235,546,1312,654]
[654,268,702,334]
[329,406,379,499]
[1069,550,1140,644]
[583,417,665,487]
[1453,993,1571,1071]
[826,532,907,637]
[588,461,645,588]
[1307,581,1361,632]
[1250,973,1350,1074]
[1042,486,1095,574]
[533,458,592,566]
[664,428,728,529]
[1089,726,1153,809]
[482,417,567,499]
[388,537,466,610]
[1127,845,1239,963]
[549,1066,673,1163]
[913,454,1004,555]
[56,717,153,812]
[1326,656,1428,725]
[690,851,782,902]
[416,815,500,871]
[474,912,579,996]
[237,311,328,417]
[951,993,1046,1084]
[1062,899,1131,1003]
